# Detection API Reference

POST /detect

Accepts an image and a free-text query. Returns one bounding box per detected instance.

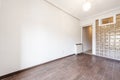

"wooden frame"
[99,15,116,26]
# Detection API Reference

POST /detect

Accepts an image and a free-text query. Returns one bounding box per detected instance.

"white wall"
[0,0,81,76]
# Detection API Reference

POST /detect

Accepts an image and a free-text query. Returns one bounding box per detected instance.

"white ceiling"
[46,0,120,20]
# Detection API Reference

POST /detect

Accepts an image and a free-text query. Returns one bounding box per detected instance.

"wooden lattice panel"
[96,14,120,60]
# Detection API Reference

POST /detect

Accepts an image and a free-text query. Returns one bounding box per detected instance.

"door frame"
[81,22,96,55]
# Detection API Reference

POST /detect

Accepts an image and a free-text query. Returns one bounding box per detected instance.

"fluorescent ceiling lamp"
[83,2,91,11]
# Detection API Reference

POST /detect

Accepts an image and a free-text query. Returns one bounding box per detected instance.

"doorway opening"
[82,25,92,54]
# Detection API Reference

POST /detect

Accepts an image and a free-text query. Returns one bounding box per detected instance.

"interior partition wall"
[96,14,120,60]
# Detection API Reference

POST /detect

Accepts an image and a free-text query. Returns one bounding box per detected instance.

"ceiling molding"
[44,0,80,21]
[80,7,120,21]
[80,7,120,27]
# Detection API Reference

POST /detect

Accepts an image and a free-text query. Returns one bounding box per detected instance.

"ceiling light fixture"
[82,1,91,11]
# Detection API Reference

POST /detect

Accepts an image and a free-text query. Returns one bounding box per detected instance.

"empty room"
[0,0,120,80]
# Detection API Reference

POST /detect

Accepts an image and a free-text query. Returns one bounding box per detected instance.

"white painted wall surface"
[0,0,81,76]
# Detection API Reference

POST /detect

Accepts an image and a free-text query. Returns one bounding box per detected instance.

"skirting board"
[0,54,75,79]
[84,53,120,61]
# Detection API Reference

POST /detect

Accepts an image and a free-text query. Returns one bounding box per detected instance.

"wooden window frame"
[98,15,116,26]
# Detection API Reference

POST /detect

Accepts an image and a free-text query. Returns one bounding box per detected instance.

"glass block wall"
[96,14,120,60]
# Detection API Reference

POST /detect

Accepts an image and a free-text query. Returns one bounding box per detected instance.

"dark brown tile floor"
[1,54,120,80]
